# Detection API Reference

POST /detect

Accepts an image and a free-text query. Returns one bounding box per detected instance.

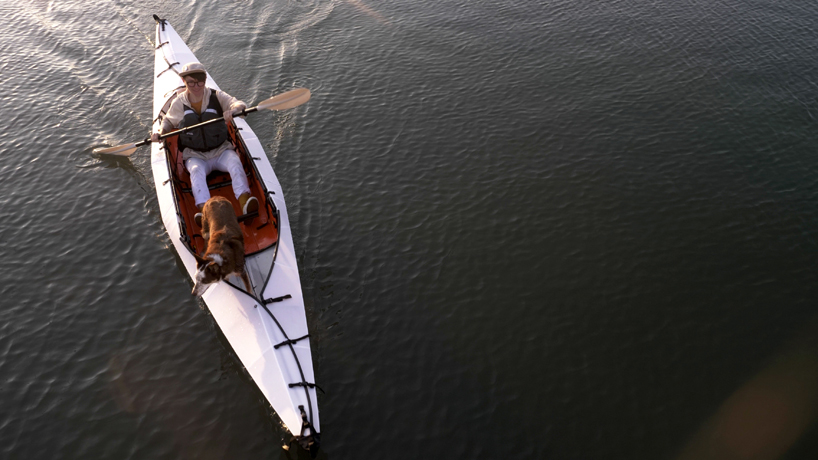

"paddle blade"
[257,88,311,111]
[93,143,139,156]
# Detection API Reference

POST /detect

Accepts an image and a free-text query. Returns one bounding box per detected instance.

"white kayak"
[148,15,320,452]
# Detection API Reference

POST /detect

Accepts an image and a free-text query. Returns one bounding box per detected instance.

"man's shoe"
[242,196,259,215]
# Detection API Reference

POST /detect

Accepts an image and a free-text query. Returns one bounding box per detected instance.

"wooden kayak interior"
[160,101,279,257]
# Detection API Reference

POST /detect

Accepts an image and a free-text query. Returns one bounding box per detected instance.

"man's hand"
[224,104,247,127]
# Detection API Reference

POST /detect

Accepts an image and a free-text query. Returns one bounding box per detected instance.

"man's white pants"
[185,149,250,208]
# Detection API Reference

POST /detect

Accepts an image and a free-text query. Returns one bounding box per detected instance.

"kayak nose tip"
[297,432,320,458]
[291,404,320,457]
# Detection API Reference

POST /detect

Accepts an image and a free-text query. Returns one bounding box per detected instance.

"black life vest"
[178,89,229,152]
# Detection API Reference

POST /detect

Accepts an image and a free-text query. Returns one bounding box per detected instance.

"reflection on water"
[344,0,392,25]
[676,318,818,460]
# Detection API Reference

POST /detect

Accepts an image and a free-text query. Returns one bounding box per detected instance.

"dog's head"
[191,253,226,297]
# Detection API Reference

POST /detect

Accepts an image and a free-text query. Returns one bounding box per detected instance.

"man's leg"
[215,149,257,214]
[185,157,213,208]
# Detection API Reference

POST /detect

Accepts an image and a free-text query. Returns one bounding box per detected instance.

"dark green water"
[2,0,818,458]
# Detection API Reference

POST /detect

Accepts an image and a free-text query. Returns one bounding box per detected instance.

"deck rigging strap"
[154,19,180,78]
[264,294,292,304]
[157,61,180,78]
[289,382,324,393]
[275,334,309,349]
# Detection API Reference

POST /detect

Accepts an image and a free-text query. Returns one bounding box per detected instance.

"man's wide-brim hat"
[179,62,207,77]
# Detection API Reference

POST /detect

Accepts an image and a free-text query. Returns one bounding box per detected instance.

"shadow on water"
[85,151,141,171]
[82,148,155,194]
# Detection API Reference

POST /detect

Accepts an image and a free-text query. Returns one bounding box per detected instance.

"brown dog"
[191,196,253,296]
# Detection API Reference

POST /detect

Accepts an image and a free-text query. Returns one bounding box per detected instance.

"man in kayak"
[150,62,258,226]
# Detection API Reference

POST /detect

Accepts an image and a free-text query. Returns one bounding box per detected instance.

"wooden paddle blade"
[257,88,311,111]
[93,143,139,156]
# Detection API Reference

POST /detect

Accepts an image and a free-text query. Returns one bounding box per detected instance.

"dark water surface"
[2,0,818,458]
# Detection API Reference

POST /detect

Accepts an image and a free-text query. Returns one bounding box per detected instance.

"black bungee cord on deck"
[219,202,321,453]
[223,257,323,455]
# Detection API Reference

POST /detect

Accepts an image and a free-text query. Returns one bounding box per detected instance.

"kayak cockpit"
[157,91,279,259]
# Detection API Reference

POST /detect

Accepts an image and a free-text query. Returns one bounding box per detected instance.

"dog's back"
[202,196,243,247]
[192,196,251,296]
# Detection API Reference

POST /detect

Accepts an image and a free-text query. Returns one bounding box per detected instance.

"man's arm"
[151,97,184,142]
[216,90,247,125]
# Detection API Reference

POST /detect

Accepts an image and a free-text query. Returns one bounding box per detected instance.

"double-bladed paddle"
[93,87,311,157]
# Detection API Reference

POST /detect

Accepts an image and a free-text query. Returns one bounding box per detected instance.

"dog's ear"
[193,252,209,268]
